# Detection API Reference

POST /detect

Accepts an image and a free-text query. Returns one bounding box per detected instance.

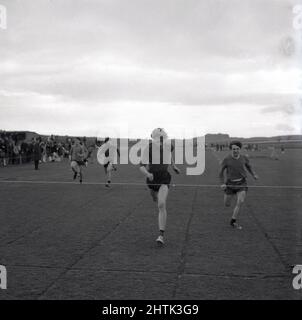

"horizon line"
[1,128,301,141]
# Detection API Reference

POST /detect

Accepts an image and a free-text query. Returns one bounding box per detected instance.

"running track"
[0,149,301,299]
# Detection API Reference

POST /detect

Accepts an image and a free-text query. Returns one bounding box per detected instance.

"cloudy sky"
[0,0,301,138]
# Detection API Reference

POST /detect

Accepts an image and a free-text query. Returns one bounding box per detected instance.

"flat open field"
[0,149,301,300]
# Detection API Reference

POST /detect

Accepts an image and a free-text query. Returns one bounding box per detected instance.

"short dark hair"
[229,140,242,149]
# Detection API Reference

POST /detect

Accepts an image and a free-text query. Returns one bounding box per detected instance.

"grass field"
[0,149,301,300]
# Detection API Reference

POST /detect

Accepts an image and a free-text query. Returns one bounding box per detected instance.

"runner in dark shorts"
[219,141,258,229]
[146,170,172,192]
[70,138,88,184]
[225,178,248,195]
[140,128,180,246]
[96,137,120,188]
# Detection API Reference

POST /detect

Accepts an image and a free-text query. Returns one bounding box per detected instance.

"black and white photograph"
[0,0,302,307]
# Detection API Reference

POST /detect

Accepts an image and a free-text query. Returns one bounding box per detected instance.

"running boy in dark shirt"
[140,128,180,246]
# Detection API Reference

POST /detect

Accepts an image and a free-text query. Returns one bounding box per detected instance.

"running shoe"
[156,235,165,246]
[230,221,242,230]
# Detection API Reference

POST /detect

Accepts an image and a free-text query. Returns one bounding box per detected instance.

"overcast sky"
[0,0,301,138]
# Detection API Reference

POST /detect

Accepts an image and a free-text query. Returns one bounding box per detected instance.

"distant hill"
[230,135,302,143]
[205,134,230,143]
[205,133,302,144]
[1,129,301,145]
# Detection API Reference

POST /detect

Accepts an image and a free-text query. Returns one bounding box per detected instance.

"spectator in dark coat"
[20,140,29,164]
[0,138,6,166]
[33,137,42,170]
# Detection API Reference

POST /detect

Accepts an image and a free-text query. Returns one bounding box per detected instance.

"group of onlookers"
[0,135,25,166]
[40,136,71,164]
[0,134,72,168]
[210,143,260,152]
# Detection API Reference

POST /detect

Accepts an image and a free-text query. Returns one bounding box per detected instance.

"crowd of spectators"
[0,133,73,167]
[210,143,260,152]
[209,143,229,151]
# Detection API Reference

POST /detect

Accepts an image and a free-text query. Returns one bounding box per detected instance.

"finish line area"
[1,180,302,189]
[0,149,301,299]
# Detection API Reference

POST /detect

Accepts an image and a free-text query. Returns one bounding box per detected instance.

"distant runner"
[70,137,88,184]
[97,137,120,188]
